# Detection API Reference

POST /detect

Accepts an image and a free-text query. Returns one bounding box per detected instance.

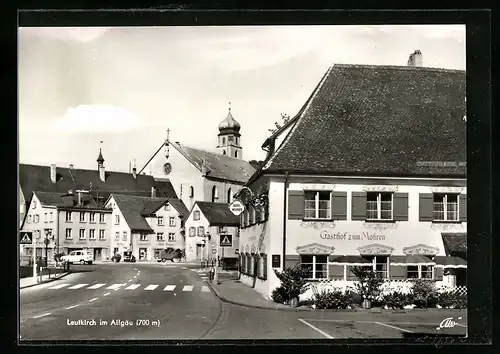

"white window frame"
[300,254,329,280]
[168,233,176,242]
[122,231,128,241]
[406,265,434,280]
[50,212,53,222]
[89,229,96,240]
[99,230,105,240]
[304,191,332,220]
[35,214,40,223]
[66,212,72,222]
[28,215,32,223]
[140,234,148,241]
[79,229,85,240]
[90,212,96,223]
[193,211,200,221]
[189,227,196,236]
[164,203,170,211]
[364,255,390,278]
[32,201,37,209]
[115,231,120,240]
[65,228,72,239]
[157,232,164,241]
[433,193,459,221]
[366,192,393,221]
[80,212,86,223]
[158,216,164,226]
[169,217,176,227]
[197,226,205,236]
[115,215,120,225]
[44,212,47,223]
[99,213,105,223]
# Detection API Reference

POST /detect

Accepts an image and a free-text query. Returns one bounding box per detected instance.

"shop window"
[366,192,393,220]
[300,255,328,279]
[304,191,331,219]
[433,194,459,221]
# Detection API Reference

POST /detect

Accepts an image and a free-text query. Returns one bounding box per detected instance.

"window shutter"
[434,267,444,281]
[419,193,434,221]
[393,193,409,221]
[459,194,467,222]
[389,265,407,279]
[351,192,367,220]
[288,190,305,220]
[331,192,347,220]
[285,255,300,269]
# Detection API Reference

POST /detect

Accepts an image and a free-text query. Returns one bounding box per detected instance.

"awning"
[433,256,467,268]
[441,233,467,255]
[329,255,372,266]
[389,255,435,266]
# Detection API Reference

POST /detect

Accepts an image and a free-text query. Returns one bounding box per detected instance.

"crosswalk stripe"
[163,285,176,291]
[87,283,106,289]
[68,284,88,289]
[144,284,159,290]
[106,284,126,290]
[201,286,210,292]
[182,285,193,292]
[125,284,141,290]
[48,284,70,289]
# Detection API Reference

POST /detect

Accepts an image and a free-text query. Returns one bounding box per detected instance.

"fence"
[19,256,70,279]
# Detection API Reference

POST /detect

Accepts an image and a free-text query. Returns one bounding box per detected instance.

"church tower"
[217,102,242,159]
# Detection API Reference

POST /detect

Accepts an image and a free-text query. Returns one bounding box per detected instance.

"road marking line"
[128,279,133,282]
[182,285,193,292]
[68,284,88,289]
[87,283,106,289]
[125,284,141,290]
[48,284,70,289]
[201,286,210,292]
[298,319,334,339]
[373,321,414,333]
[89,298,98,303]
[65,304,80,309]
[163,285,176,291]
[144,284,159,290]
[32,313,52,319]
[103,292,111,296]
[106,284,125,290]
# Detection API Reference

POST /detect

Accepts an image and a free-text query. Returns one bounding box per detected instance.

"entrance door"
[196,244,204,261]
[94,248,102,261]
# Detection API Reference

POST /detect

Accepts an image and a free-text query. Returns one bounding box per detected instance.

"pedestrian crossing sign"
[219,234,232,247]
[20,231,33,244]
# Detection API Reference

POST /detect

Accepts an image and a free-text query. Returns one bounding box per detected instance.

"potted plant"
[273,265,310,307]
[351,266,384,310]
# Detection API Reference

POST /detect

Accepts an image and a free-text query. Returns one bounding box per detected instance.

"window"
[115,215,120,225]
[189,186,194,198]
[89,229,96,239]
[66,212,72,222]
[32,201,37,209]
[212,186,219,202]
[80,212,86,222]
[99,230,105,240]
[115,232,120,240]
[35,214,40,223]
[197,226,205,236]
[363,255,389,278]
[90,212,96,223]
[421,265,434,279]
[367,192,393,220]
[223,150,226,155]
[164,203,170,211]
[44,212,47,223]
[218,226,227,234]
[36,230,41,239]
[406,265,419,278]
[99,213,105,223]
[193,211,200,221]
[169,217,176,227]
[433,194,459,221]
[140,234,148,241]
[157,232,164,241]
[79,229,85,239]
[257,254,268,280]
[168,233,176,242]
[304,191,331,219]
[227,188,232,203]
[158,216,164,226]
[28,215,32,223]
[222,137,226,145]
[50,212,53,222]
[407,265,434,279]
[189,227,196,237]
[248,255,255,276]
[122,231,128,241]
[300,255,328,279]
[65,229,72,239]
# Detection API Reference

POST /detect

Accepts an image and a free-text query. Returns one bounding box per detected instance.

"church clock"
[163,162,172,175]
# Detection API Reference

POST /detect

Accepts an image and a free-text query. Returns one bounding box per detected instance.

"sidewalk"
[20,271,70,289]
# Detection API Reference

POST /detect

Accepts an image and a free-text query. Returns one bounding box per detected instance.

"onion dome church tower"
[217,102,242,159]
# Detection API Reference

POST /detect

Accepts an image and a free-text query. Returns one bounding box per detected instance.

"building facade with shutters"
[237,57,467,299]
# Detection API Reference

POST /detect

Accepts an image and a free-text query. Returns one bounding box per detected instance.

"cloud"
[54,105,146,134]
[19,27,109,42]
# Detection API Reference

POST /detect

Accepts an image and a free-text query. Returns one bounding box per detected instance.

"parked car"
[60,250,93,265]
[157,248,183,263]
[111,253,122,263]
[122,251,136,263]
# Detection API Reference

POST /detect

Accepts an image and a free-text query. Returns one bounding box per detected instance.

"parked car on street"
[60,250,93,265]
[157,248,183,263]
[122,251,136,262]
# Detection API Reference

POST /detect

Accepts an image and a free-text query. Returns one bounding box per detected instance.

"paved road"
[20,263,467,340]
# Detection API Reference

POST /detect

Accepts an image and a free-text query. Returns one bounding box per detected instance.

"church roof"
[170,142,255,184]
[262,64,466,177]
[194,201,240,226]
[218,107,241,132]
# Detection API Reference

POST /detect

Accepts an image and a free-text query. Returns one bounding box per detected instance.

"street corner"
[296,317,467,339]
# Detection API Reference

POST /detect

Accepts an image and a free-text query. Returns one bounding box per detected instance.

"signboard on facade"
[220,234,233,247]
[272,254,281,268]
[229,200,245,216]
[20,231,33,245]
[320,230,386,241]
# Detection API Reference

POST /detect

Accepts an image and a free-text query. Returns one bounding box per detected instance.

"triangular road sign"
[20,232,33,244]
[220,235,232,247]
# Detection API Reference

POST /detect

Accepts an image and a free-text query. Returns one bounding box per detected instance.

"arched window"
[223,150,226,155]
[212,186,219,202]
[236,137,239,145]
[234,151,238,158]
[222,137,226,145]
[227,188,232,203]
[189,186,194,198]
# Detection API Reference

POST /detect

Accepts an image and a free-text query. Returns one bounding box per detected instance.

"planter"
[289,297,299,308]
[362,299,372,309]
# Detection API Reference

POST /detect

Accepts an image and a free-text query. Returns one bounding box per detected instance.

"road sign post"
[20,231,36,280]
[229,200,245,216]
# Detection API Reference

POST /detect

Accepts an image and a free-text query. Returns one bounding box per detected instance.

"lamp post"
[204,231,211,267]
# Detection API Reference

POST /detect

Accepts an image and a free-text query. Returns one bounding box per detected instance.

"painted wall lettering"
[319,230,386,241]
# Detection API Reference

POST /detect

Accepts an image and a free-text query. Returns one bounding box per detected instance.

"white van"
[61,250,93,265]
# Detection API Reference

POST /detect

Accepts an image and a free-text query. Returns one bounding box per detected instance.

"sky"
[18,25,465,173]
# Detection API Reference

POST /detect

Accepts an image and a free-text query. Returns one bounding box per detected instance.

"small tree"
[273,265,310,303]
[351,266,384,302]
[268,113,291,134]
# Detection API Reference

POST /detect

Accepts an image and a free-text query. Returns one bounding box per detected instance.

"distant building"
[184,201,240,262]
[105,194,189,261]
[238,55,467,299]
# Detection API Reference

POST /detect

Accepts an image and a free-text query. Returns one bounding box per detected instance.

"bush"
[351,266,384,301]
[381,291,413,309]
[410,279,438,308]
[271,287,288,304]
[313,290,354,309]
[437,291,467,309]
[273,265,310,302]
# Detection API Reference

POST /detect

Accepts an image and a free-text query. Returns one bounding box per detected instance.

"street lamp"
[204,231,211,266]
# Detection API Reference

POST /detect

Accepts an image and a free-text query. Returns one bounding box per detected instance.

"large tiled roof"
[154,178,179,199]
[263,64,466,177]
[19,163,176,205]
[195,201,240,226]
[111,194,168,232]
[171,142,255,184]
[168,199,190,220]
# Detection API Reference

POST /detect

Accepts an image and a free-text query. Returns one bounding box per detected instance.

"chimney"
[407,50,423,67]
[132,167,137,179]
[77,191,83,207]
[151,186,156,198]
[50,164,57,183]
[99,165,105,182]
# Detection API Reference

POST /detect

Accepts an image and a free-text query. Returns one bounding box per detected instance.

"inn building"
[237,52,467,299]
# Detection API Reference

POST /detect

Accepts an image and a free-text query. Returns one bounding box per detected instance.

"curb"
[20,272,70,290]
